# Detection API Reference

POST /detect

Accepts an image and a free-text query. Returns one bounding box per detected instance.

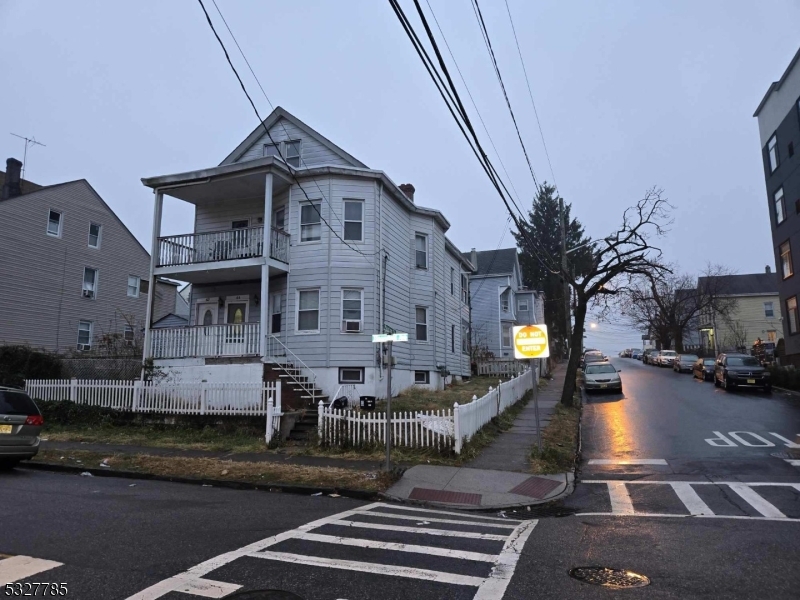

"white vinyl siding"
[300,201,322,242]
[343,200,363,242]
[415,306,428,342]
[297,289,320,333]
[127,275,140,298]
[82,267,98,299]
[47,210,62,237]
[235,118,355,167]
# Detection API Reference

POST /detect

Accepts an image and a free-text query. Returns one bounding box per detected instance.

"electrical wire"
[198,0,374,259]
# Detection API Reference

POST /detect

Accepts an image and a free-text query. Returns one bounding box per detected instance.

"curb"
[378,472,574,512]
[20,461,378,501]
[774,386,800,397]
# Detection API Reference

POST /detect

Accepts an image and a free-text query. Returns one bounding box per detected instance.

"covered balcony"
[157,226,290,268]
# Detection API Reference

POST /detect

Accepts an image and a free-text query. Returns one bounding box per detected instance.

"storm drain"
[771,450,800,459]
[227,591,305,599]
[569,566,650,588]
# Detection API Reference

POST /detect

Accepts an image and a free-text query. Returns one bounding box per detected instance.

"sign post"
[512,324,550,454]
[372,332,408,470]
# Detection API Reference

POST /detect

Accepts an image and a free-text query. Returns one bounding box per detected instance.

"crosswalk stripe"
[347,513,518,529]
[247,551,487,587]
[292,531,499,562]
[369,504,519,523]
[727,483,787,518]
[327,519,510,540]
[669,482,714,516]
[583,480,800,486]
[785,459,800,466]
[0,555,63,585]
[474,520,538,600]
[607,481,635,515]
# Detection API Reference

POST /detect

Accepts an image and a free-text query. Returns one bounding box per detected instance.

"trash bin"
[359,396,376,411]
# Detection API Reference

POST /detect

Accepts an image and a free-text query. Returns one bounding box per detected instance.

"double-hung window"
[341,289,363,332]
[501,323,512,348]
[518,297,529,312]
[415,307,428,341]
[768,134,779,173]
[47,210,62,237]
[764,301,774,318]
[343,200,363,242]
[461,274,469,303]
[775,188,786,225]
[500,289,510,312]
[415,234,427,269]
[300,202,322,242]
[780,241,793,279]
[298,290,320,332]
[788,296,799,334]
[127,275,141,298]
[88,223,101,248]
[263,143,280,159]
[83,268,98,299]
[285,140,301,167]
[77,321,92,349]
[451,324,456,353]
[124,325,135,344]
[462,319,470,354]
[450,268,455,295]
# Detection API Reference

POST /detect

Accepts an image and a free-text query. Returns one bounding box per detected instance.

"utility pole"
[559,196,570,358]
[385,340,393,471]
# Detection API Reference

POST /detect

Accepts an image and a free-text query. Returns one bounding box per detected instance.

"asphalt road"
[2,358,800,599]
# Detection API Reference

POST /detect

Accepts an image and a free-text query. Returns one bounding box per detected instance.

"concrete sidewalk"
[386,362,574,509]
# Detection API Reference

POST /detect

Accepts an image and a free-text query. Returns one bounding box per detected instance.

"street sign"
[372,333,408,343]
[512,324,550,359]
[641,334,649,340]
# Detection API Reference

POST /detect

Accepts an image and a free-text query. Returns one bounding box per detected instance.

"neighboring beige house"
[0,157,179,353]
[698,269,782,354]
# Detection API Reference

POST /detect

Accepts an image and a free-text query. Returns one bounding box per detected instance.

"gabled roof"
[697,272,779,296]
[219,106,368,168]
[754,46,800,117]
[461,248,519,277]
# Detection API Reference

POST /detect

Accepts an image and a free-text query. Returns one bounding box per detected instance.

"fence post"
[70,378,78,403]
[317,401,325,445]
[453,402,461,454]
[265,397,274,444]
[132,380,141,412]
[275,381,282,415]
[496,379,502,416]
[200,382,207,415]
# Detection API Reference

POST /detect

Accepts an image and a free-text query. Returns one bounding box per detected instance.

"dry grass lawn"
[529,392,581,474]
[383,376,511,413]
[32,449,393,492]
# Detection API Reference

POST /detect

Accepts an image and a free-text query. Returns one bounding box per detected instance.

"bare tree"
[721,319,749,352]
[470,324,495,375]
[531,188,674,406]
[620,264,737,352]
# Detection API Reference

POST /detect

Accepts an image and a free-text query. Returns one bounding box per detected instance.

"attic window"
[263,140,301,168]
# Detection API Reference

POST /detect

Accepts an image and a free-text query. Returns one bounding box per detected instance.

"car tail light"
[25,415,44,426]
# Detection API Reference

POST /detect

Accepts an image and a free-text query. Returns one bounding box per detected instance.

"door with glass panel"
[225,301,248,353]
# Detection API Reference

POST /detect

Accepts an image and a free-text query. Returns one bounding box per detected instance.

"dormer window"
[500,289,510,312]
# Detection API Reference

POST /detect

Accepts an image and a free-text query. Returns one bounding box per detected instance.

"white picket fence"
[317,366,535,454]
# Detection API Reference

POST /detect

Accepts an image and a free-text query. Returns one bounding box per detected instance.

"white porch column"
[260,173,273,360]
[142,190,163,369]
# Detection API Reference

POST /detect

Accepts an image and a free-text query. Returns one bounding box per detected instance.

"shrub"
[768,365,800,390]
[0,345,63,388]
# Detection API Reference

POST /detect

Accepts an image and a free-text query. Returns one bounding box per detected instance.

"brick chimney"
[1,158,22,200]
[470,248,478,270]
[766,265,772,274]
[398,183,415,202]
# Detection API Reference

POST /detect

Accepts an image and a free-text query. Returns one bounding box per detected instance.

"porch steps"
[288,412,320,442]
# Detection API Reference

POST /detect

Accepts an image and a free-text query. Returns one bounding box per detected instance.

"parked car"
[693,358,716,381]
[643,349,659,365]
[631,349,642,360]
[713,353,771,393]
[673,354,699,373]
[657,350,677,367]
[583,351,605,369]
[579,349,600,369]
[621,349,632,358]
[0,387,43,469]
[584,362,623,393]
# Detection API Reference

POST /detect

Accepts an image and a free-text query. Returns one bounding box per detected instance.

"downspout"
[326,177,332,370]
[378,181,384,381]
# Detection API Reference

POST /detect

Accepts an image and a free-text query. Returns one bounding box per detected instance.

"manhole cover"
[569,566,650,588]
[226,591,305,599]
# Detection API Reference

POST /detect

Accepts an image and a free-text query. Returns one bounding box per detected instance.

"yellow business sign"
[513,324,550,359]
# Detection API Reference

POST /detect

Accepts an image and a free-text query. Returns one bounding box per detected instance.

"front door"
[224,300,248,352]
[196,302,218,326]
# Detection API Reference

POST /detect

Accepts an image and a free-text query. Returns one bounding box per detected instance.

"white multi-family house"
[464,247,544,359]
[141,107,473,409]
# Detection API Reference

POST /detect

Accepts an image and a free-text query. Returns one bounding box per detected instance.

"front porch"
[151,323,262,359]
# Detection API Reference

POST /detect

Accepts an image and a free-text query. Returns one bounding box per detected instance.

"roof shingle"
[462,248,518,276]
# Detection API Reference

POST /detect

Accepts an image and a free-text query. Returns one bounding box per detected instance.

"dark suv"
[0,387,44,469]
[713,354,771,393]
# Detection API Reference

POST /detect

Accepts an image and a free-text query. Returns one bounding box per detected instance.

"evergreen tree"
[512,183,592,352]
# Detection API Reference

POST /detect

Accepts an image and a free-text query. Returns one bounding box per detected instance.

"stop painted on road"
[705,431,800,447]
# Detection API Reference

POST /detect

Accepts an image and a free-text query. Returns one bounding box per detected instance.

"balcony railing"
[151,323,260,359]
[157,226,289,267]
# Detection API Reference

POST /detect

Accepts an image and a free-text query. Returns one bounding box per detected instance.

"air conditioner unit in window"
[82,289,95,299]
[343,320,362,333]
[76,343,91,351]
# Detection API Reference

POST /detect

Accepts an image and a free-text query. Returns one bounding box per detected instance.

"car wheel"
[0,459,20,471]
[714,376,721,387]
[764,385,772,394]
[725,377,736,392]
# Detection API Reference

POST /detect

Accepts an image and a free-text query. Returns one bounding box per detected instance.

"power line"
[197,0,374,259]
[503,0,558,191]
[470,0,539,191]
[392,0,557,276]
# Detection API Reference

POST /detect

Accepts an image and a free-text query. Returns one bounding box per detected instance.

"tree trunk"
[674,329,684,353]
[560,299,587,406]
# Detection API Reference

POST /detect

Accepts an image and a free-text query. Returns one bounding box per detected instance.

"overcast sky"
[2,0,798,353]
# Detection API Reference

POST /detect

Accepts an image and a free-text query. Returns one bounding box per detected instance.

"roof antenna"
[10,133,46,180]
